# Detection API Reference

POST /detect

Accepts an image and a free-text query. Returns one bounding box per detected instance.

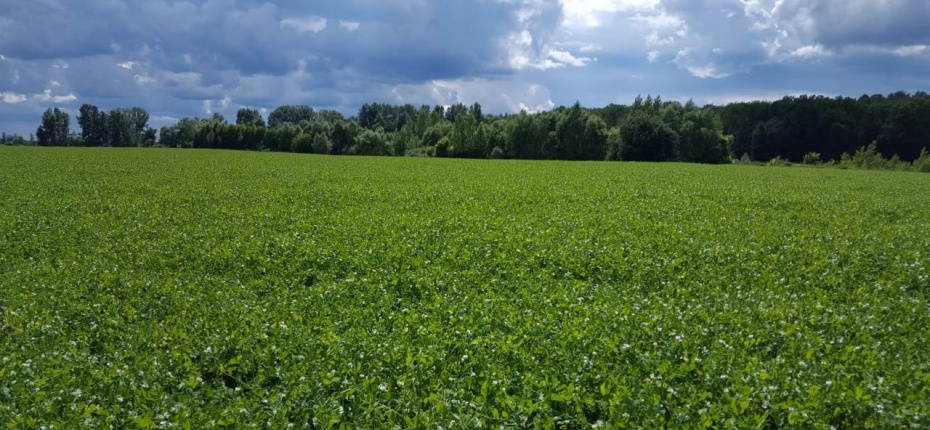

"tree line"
[717,92,930,163]
[19,92,930,168]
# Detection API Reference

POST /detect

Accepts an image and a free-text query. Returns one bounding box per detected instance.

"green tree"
[36,108,70,146]
[581,114,608,160]
[619,112,678,161]
[677,108,730,164]
[554,102,587,160]
[77,104,108,147]
[507,111,544,159]
[236,108,266,128]
[107,109,136,147]
[268,105,315,128]
[266,123,301,152]
[292,133,313,153]
[605,127,623,161]
[311,132,332,154]
[330,121,356,155]
[351,129,388,155]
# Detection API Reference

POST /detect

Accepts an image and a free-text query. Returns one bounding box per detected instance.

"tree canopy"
[20,91,930,169]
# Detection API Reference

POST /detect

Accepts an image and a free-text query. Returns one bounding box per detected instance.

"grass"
[1,147,928,428]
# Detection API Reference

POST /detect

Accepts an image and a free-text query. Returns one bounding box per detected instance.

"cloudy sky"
[2,0,929,136]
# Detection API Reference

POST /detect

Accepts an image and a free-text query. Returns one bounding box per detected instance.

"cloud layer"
[1,0,928,135]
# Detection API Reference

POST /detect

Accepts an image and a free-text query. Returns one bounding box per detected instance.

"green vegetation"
[20,92,930,171]
[1,147,929,428]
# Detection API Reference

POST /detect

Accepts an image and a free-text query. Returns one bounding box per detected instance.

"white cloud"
[548,49,591,67]
[647,50,660,62]
[0,54,6,61]
[402,78,555,114]
[703,91,817,105]
[685,65,730,79]
[339,21,360,32]
[635,12,688,47]
[202,96,232,115]
[281,16,327,34]
[577,44,601,53]
[1,92,27,104]
[504,4,590,71]
[134,73,156,85]
[674,49,730,79]
[562,0,660,29]
[894,44,928,57]
[34,89,77,103]
[791,44,828,58]
[117,61,137,70]
[50,80,62,87]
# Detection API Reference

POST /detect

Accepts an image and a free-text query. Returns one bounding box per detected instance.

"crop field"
[1,147,929,428]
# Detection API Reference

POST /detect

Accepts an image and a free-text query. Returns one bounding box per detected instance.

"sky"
[1,0,929,136]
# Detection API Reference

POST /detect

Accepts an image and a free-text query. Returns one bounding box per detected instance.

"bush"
[619,113,678,162]
[886,154,910,171]
[605,128,623,161]
[842,141,886,169]
[802,152,822,165]
[914,148,930,173]
[292,133,313,153]
[311,133,332,155]
[489,146,505,159]
[768,156,791,166]
[405,146,436,157]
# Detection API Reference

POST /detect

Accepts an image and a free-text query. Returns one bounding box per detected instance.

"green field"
[1,147,928,428]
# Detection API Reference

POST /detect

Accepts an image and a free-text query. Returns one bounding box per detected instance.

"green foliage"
[1,148,930,428]
[841,142,888,170]
[236,108,266,128]
[311,132,332,155]
[676,107,730,164]
[619,112,679,161]
[803,152,822,165]
[292,133,314,153]
[405,146,436,157]
[768,156,791,166]
[268,105,315,128]
[34,91,930,165]
[915,148,930,172]
[604,127,623,161]
[349,129,387,156]
[722,92,930,163]
[36,108,70,146]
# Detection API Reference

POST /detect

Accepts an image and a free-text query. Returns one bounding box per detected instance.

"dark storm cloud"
[0,0,928,136]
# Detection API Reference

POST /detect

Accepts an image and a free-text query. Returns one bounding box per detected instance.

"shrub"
[842,141,886,169]
[311,133,332,155]
[802,152,822,165]
[292,133,313,153]
[768,156,791,166]
[405,146,436,157]
[914,148,930,173]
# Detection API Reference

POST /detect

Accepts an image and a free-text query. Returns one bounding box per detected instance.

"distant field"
[1,147,928,428]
